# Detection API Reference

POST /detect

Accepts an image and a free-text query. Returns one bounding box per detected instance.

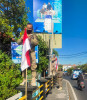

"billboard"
[33,0,62,33]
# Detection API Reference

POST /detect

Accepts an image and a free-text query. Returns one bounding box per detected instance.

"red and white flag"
[55,57,58,70]
[21,28,31,71]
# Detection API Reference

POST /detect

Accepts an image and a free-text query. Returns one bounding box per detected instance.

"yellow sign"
[36,34,62,48]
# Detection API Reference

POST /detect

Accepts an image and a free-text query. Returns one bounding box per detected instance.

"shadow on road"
[73,85,84,91]
[73,86,79,90]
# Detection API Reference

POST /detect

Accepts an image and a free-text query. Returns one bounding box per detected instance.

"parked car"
[71,69,82,79]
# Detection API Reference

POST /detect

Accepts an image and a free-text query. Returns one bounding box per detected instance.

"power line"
[59,51,87,56]
[59,51,87,58]
[59,56,87,58]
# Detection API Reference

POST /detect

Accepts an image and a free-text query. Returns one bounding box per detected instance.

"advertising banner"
[11,42,22,64]
[33,0,62,33]
[11,42,38,64]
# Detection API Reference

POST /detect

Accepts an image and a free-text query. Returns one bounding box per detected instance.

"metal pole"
[48,35,51,76]
[51,22,54,56]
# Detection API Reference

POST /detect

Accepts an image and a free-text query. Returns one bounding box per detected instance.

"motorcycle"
[77,81,85,91]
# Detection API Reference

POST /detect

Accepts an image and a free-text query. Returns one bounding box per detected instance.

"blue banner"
[35,45,39,63]
[11,42,38,64]
[11,42,22,64]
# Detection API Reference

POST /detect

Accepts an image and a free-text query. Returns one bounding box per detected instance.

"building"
[63,64,76,71]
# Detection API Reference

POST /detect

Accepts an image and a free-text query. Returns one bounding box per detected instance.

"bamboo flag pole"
[25,68,27,100]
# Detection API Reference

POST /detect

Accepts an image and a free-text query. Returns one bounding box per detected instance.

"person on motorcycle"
[77,72,84,86]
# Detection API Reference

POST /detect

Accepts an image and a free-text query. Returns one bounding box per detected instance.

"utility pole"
[49,22,54,75]
[44,15,53,76]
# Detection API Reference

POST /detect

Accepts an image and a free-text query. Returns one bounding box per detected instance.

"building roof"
[63,64,77,66]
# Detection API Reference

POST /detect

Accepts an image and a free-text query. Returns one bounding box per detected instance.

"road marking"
[63,79,78,100]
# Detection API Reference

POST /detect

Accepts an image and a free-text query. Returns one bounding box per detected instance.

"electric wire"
[59,51,87,58]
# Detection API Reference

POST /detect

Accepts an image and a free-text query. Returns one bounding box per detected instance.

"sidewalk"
[46,80,69,100]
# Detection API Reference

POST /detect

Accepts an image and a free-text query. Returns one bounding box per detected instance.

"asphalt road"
[64,75,87,100]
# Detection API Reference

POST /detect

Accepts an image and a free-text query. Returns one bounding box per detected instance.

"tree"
[0,0,29,37]
[0,17,14,55]
[76,64,87,73]
[0,0,29,54]
[58,64,63,71]
[0,17,13,37]
[37,36,49,76]
[67,67,73,75]
[0,0,30,99]
[0,51,22,100]
[53,49,59,56]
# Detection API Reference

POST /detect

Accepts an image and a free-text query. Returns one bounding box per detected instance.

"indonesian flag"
[55,57,58,70]
[21,28,31,71]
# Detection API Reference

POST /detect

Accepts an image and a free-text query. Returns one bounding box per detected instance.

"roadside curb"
[63,79,78,100]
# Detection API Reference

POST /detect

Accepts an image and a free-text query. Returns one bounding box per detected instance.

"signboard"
[36,34,62,48]
[35,45,39,63]
[11,42,22,64]
[11,42,38,64]
[33,0,62,33]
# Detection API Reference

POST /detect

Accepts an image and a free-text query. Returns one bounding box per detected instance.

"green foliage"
[58,64,63,68]
[53,49,59,56]
[67,67,74,75]
[0,0,29,37]
[0,17,13,37]
[58,64,63,71]
[76,64,87,73]
[37,36,49,72]
[67,64,87,75]
[0,0,30,99]
[0,51,22,100]
[0,0,29,54]
[58,65,63,70]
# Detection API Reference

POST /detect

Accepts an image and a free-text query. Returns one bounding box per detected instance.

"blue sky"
[26,0,87,65]
[56,0,87,65]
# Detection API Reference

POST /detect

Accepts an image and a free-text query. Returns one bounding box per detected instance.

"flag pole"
[25,68,27,100]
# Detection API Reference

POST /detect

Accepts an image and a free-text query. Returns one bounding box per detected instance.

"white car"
[71,69,82,79]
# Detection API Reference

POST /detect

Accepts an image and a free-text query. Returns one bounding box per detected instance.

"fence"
[18,75,56,100]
